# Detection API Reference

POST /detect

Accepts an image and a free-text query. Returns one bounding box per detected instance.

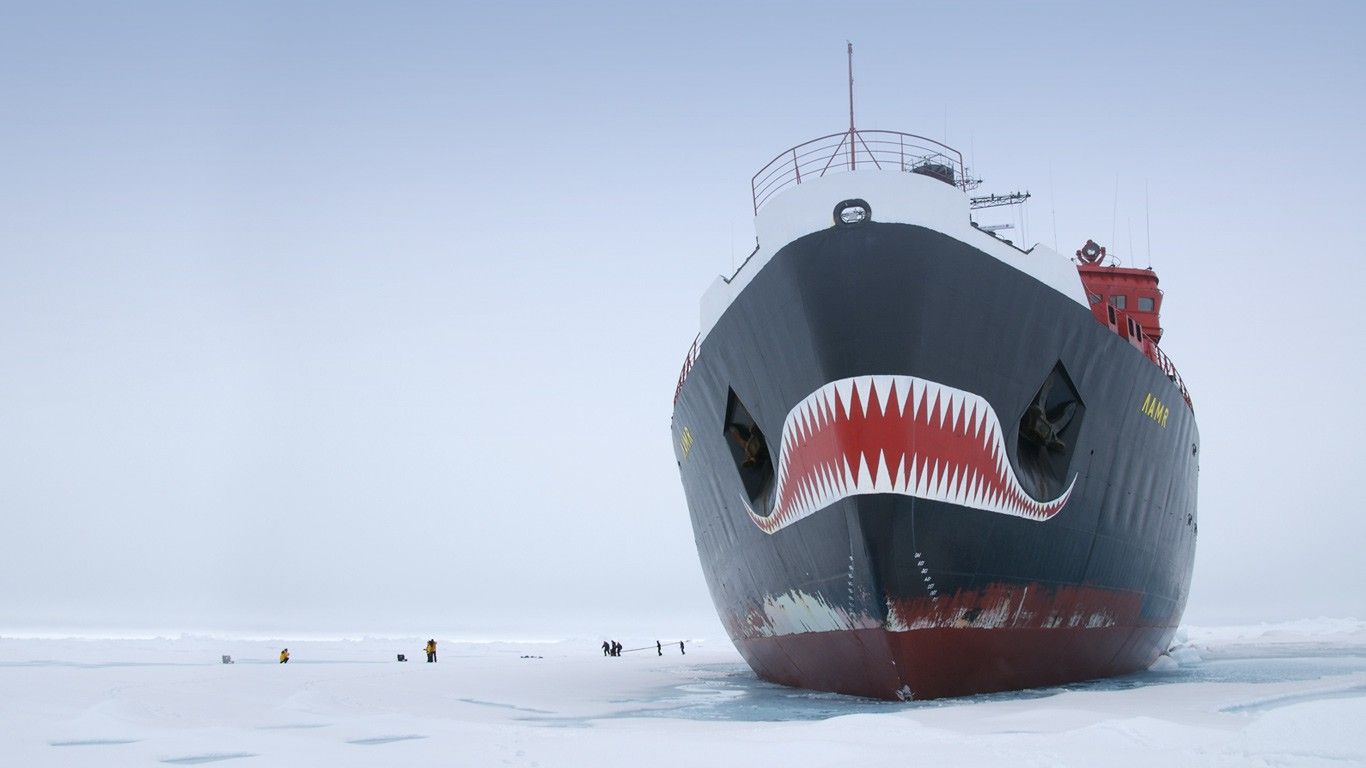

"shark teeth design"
[743,374,1075,534]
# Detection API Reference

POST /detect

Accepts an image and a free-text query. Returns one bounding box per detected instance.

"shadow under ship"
[669,127,1199,700]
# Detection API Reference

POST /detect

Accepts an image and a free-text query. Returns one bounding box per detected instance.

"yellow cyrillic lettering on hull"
[1139,393,1170,428]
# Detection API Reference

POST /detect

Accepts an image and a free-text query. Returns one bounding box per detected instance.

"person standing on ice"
[656,640,662,656]
[679,641,685,655]
[602,641,610,656]
[425,639,437,663]
[279,648,289,664]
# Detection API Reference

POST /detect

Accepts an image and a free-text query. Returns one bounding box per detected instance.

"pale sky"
[2,0,1363,638]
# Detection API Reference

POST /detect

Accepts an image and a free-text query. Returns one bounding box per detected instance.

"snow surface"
[2,620,1363,767]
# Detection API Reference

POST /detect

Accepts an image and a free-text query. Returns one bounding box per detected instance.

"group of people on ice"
[602,640,685,656]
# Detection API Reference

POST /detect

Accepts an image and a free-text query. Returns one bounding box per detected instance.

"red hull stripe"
[732,584,1172,700]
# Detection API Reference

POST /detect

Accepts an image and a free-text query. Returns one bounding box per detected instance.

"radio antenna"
[1049,161,1059,250]
[1145,179,1153,268]
[847,41,856,170]
[1110,175,1119,252]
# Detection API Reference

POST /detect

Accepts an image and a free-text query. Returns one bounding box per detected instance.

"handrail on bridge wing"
[750,129,970,215]
[674,335,700,405]
[1150,342,1193,411]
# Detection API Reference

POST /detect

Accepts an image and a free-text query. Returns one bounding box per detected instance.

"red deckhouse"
[1073,238,1191,409]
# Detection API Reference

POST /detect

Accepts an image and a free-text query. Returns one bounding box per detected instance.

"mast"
[847,41,856,170]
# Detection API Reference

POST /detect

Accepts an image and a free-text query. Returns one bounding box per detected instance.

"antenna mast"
[847,41,856,170]
[1145,180,1153,268]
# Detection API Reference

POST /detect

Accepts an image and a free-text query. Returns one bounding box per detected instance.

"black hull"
[671,222,1199,700]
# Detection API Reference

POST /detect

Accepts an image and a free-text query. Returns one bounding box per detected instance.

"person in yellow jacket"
[279,648,289,664]
[425,639,437,663]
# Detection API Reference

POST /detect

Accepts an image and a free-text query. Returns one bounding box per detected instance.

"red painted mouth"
[744,375,1074,533]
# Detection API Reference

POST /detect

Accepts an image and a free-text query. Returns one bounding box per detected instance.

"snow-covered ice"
[2,620,1363,766]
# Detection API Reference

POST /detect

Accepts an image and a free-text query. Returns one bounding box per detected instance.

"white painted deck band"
[699,170,1088,342]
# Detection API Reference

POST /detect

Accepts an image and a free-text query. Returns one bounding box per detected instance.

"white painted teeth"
[753,374,1076,534]
[835,379,855,419]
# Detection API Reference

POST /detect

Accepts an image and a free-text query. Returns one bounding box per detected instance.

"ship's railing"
[674,335,699,404]
[751,129,971,214]
[1095,301,1193,410]
[1149,342,1193,411]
